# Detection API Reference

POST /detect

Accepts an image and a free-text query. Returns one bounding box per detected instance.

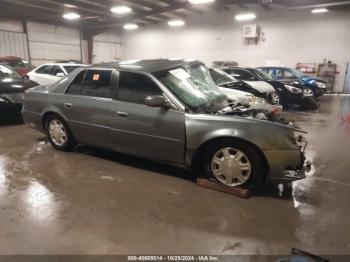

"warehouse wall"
[0,20,122,66]
[27,22,81,66]
[0,20,29,60]
[120,8,350,92]
[93,32,122,64]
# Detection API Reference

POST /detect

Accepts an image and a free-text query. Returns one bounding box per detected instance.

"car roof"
[258,66,290,69]
[39,63,86,66]
[0,56,22,62]
[220,66,257,71]
[89,59,199,74]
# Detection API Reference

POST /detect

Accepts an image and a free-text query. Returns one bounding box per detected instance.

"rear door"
[60,69,116,148]
[109,71,186,164]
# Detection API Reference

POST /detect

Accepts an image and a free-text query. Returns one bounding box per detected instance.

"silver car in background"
[23,59,305,188]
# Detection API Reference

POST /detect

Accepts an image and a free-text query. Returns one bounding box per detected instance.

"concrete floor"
[0,95,350,256]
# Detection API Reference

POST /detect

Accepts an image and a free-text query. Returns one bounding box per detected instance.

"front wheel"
[301,97,319,110]
[46,114,76,151]
[201,140,266,187]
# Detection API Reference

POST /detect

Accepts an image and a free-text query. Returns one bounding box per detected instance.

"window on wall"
[67,70,112,98]
[118,71,163,105]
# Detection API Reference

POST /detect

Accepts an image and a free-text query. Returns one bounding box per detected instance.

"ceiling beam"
[287,0,350,9]
[1,0,60,13]
[82,1,195,29]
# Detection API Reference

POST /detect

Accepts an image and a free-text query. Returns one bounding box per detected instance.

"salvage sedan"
[23,59,305,187]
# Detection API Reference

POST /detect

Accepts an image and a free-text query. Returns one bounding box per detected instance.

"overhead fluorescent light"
[63,3,77,8]
[111,6,132,14]
[234,13,256,21]
[62,12,81,20]
[311,8,329,14]
[188,0,215,4]
[123,23,138,30]
[168,20,186,27]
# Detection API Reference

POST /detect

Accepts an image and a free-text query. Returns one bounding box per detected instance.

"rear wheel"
[201,139,266,187]
[46,114,76,151]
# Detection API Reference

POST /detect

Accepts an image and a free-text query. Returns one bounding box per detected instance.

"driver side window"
[50,66,64,76]
[36,65,53,75]
[117,71,163,105]
[232,69,255,81]
[284,70,295,79]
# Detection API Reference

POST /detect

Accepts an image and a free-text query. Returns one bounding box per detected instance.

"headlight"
[0,97,5,102]
[285,85,302,94]
[316,81,326,89]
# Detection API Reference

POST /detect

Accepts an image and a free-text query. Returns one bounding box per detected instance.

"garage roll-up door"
[0,30,29,60]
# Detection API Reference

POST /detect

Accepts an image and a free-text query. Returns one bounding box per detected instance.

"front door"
[109,71,186,164]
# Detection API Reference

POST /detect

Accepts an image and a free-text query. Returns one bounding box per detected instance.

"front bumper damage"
[267,128,308,184]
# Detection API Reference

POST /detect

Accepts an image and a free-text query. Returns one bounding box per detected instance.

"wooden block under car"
[196,178,251,198]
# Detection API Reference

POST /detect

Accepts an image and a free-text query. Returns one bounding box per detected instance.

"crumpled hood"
[218,86,252,104]
[243,81,275,93]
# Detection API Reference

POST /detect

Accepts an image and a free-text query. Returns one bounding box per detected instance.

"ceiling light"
[63,3,77,8]
[62,12,81,20]
[111,6,132,14]
[188,0,215,4]
[168,20,186,27]
[311,8,329,14]
[234,13,256,21]
[123,23,138,30]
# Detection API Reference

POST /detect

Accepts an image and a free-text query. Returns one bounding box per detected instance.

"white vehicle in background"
[27,63,85,86]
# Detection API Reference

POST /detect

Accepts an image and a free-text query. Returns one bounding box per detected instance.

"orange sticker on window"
[93,74,100,81]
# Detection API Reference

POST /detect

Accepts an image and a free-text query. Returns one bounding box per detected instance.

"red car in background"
[0,56,35,76]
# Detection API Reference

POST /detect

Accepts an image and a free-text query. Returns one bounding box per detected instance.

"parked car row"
[22,59,307,189]
[217,66,321,110]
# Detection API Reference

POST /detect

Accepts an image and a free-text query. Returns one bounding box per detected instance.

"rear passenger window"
[118,72,162,105]
[276,69,283,78]
[66,70,112,98]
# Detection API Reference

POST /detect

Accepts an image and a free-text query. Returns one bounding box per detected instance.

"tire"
[201,139,266,188]
[45,114,76,151]
[301,97,318,110]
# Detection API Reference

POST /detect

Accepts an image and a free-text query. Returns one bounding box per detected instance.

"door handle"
[116,111,128,117]
[64,103,72,108]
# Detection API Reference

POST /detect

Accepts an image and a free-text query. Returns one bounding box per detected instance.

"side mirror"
[56,72,65,77]
[145,95,171,108]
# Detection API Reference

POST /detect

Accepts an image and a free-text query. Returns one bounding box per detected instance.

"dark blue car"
[258,67,327,98]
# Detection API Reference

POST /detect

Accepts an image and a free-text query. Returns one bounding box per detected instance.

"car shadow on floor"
[75,145,197,183]
[73,144,293,200]
[0,118,24,126]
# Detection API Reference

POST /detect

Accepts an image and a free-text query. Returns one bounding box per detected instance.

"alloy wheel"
[48,119,68,146]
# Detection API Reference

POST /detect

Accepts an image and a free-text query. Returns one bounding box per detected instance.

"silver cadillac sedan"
[23,59,305,188]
